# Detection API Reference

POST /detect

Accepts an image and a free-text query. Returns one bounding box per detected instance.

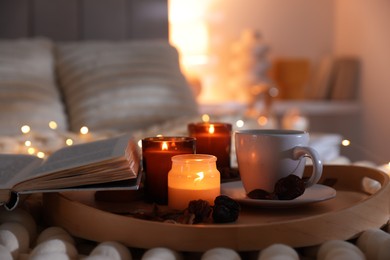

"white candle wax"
[168,154,220,210]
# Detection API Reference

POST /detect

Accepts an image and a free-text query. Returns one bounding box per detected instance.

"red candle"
[188,123,232,172]
[142,136,195,204]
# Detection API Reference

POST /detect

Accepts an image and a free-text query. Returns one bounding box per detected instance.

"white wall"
[201,0,389,163]
[208,0,334,61]
[200,0,335,102]
[335,1,390,164]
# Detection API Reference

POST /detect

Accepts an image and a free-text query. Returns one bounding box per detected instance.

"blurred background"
[169,0,390,164]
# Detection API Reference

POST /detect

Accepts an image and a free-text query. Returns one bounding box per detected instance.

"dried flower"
[212,195,240,223]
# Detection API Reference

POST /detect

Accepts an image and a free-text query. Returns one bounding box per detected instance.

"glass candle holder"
[188,122,232,172]
[168,154,221,210]
[142,136,196,204]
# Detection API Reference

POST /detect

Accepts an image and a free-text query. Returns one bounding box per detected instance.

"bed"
[0,0,198,138]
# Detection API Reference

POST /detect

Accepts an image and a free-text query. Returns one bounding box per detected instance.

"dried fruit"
[212,195,240,223]
[247,189,276,200]
[274,174,305,200]
[188,199,212,223]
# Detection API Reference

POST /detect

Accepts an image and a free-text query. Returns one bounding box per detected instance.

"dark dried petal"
[274,174,305,200]
[176,210,196,224]
[212,195,240,223]
[214,195,240,208]
[247,189,276,200]
[188,199,212,223]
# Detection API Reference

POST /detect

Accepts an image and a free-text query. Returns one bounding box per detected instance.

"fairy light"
[37,151,45,158]
[236,120,244,128]
[21,125,31,134]
[24,140,32,147]
[80,126,89,135]
[341,138,387,164]
[342,139,351,146]
[65,138,74,146]
[27,147,35,155]
[49,121,58,130]
[257,116,268,126]
[201,114,210,122]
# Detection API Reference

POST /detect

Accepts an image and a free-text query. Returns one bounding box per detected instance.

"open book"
[0,134,141,210]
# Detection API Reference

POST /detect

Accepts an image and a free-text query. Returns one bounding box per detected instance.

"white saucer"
[221,181,336,208]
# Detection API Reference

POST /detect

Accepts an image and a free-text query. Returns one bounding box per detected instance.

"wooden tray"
[43,165,390,252]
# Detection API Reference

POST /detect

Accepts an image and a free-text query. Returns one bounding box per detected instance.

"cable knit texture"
[55,40,198,132]
[0,38,68,135]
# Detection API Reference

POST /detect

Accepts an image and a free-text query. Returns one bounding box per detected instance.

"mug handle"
[293,146,323,188]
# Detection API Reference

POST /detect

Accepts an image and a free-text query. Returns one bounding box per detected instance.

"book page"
[0,154,43,189]
[30,134,133,179]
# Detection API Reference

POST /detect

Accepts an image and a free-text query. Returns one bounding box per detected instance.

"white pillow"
[0,38,68,135]
[56,40,198,132]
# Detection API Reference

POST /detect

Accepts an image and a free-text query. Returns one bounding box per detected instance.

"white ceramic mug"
[235,129,323,193]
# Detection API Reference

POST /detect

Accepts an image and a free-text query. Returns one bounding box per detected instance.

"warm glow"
[202,114,210,122]
[37,152,45,158]
[161,142,169,151]
[21,125,30,134]
[49,121,58,130]
[208,124,215,134]
[194,172,204,182]
[168,154,220,210]
[24,140,31,147]
[27,147,35,155]
[66,138,74,146]
[168,0,209,72]
[236,120,245,128]
[80,126,89,135]
[138,139,142,148]
[342,139,351,146]
[257,116,269,126]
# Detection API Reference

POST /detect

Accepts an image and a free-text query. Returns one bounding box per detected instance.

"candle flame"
[194,172,204,182]
[208,124,215,134]
[161,141,169,150]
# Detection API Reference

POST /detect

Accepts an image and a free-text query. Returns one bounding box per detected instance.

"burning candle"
[188,122,232,172]
[168,154,220,210]
[142,137,196,204]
